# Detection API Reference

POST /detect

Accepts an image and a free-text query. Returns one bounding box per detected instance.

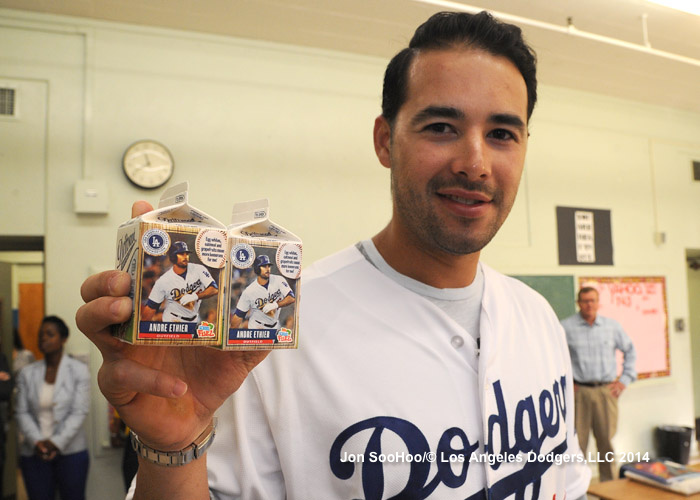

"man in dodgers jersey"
[78,10,591,500]
[230,255,295,331]
[142,241,219,323]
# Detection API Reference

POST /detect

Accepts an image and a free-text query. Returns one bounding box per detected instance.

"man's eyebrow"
[410,106,465,126]
[489,113,526,133]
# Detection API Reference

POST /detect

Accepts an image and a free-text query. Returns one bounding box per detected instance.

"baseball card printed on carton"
[224,199,302,350]
[113,182,227,345]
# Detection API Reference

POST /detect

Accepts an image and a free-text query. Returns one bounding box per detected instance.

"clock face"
[122,140,174,189]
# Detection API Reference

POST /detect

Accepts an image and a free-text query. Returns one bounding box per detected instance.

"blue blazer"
[16,354,90,456]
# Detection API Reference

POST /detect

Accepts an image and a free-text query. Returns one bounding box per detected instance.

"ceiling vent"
[694,161,700,182]
[0,88,16,117]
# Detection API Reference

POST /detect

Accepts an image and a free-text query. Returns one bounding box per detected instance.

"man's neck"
[174,265,186,276]
[580,312,597,325]
[372,223,480,289]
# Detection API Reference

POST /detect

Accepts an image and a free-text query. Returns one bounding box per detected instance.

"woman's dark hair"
[42,315,69,339]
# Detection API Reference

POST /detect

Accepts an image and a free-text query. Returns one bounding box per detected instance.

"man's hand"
[75,201,269,455]
[608,380,625,398]
[180,292,198,306]
[262,302,278,315]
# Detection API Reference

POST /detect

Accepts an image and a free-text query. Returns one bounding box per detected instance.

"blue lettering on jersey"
[254,289,283,310]
[330,416,481,500]
[170,279,203,301]
[329,376,568,500]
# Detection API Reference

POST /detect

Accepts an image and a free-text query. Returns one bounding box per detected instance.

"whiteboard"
[579,276,669,379]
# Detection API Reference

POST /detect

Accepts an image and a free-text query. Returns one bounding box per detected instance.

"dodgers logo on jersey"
[170,279,204,301]
[329,376,569,500]
[254,289,283,310]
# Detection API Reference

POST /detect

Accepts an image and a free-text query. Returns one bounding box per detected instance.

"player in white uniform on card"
[231,255,295,330]
[142,241,219,323]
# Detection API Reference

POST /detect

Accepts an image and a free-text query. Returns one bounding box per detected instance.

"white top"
[208,246,589,499]
[38,381,55,439]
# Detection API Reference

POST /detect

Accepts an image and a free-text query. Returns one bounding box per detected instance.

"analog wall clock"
[122,140,174,189]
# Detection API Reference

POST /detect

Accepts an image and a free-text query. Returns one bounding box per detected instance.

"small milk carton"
[223,199,302,350]
[114,182,227,345]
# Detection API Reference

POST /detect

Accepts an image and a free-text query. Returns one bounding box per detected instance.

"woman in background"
[16,316,90,500]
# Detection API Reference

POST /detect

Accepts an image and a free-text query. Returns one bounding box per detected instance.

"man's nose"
[450,131,490,179]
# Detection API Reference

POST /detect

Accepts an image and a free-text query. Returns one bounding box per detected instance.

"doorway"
[0,245,44,500]
[687,249,700,422]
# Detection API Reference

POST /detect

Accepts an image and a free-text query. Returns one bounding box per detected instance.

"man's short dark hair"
[42,315,69,339]
[382,11,537,127]
[578,287,599,301]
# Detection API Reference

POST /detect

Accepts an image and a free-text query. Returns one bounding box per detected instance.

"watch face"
[122,140,174,189]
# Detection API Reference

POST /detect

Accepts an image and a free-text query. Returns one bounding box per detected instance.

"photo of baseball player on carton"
[224,199,301,350]
[114,182,227,345]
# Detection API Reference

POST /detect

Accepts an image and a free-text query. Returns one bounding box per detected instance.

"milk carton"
[223,199,302,350]
[114,182,227,345]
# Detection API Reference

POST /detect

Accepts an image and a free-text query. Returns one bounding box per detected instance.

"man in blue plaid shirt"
[561,286,636,482]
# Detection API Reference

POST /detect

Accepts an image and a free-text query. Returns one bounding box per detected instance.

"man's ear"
[373,115,392,169]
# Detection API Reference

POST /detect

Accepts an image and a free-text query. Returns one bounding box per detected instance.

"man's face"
[259,264,271,280]
[175,252,189,268]
[375,48,528,255]
[578,291,599,321]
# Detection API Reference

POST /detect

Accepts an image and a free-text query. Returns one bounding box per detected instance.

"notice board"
[579,276,669,379]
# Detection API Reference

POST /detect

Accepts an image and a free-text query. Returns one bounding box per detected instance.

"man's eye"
[424,123,455,134]
[488,129,516,141]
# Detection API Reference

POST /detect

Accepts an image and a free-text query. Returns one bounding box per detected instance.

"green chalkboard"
[510,275,576,320]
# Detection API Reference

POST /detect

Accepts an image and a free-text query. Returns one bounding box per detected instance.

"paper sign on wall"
[557,206,613,265]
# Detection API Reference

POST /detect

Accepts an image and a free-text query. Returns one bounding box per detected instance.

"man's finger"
[80,270,131,303]
[76,296,132,352]
[100,358,188,404]
[132,201,154,218]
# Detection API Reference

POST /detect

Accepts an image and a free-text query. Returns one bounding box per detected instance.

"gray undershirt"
[356,240,483,342]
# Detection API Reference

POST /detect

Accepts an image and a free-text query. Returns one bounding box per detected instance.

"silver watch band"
[130,418,217,467]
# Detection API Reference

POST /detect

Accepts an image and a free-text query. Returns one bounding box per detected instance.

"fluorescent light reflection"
[646,0,700,16]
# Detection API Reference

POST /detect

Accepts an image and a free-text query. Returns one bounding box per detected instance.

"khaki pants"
[574,384,618,482]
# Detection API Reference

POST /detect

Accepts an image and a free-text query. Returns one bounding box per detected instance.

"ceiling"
[1,0,699,114]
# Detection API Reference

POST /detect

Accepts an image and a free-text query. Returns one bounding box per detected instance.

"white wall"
[2,6,700,477]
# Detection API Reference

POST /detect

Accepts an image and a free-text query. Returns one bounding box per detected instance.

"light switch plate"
[74,179,109,214]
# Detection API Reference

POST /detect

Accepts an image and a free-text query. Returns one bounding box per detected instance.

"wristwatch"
[130,418,217,467]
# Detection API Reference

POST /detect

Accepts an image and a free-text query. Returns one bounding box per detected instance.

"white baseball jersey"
[233,275,293,329]
[199,246,590,499]
[147,263,217,322]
